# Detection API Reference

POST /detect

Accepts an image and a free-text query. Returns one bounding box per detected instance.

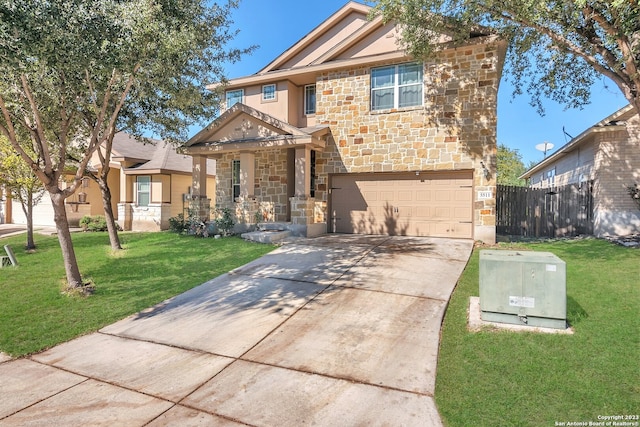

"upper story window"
[226,89,244,109]
[137,176,150,207]
[371,62,423,111]
[304,84,316,115]
[262,84,276,101]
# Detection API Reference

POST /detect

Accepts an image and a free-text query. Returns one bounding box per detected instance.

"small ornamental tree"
[0,136,45,249]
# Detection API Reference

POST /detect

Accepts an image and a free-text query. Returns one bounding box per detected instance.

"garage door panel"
[331,172,473,238]
[397,191,413,201]
[416,190,431,201]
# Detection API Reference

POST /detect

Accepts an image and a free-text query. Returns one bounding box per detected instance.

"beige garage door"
[330,171,473,238]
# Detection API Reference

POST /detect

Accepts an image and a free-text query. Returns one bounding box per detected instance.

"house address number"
[477,191,493,200]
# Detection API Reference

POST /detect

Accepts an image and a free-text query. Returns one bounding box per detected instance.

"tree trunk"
[25,191,35,250]
[98,177,122,250]
[50,192,84,289]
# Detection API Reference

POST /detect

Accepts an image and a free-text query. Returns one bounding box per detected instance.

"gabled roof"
[110,132,215,176]
[214,1,499,90]
[183,103,328,155]
[258,1,373,73]
[520,104,636,179]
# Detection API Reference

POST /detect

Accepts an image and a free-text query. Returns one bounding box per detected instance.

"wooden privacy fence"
[496,182,594,238]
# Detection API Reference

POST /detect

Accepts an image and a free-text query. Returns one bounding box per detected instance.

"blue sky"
[217,0,630,166]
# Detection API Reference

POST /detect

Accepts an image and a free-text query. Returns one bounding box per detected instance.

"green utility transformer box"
[479,250,567,329]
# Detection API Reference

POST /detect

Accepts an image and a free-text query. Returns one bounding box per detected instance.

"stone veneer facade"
[313,40,501,242]
[209,39,502,242]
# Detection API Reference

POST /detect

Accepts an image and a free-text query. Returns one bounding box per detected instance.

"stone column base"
[290,197,315,225]
[117,203,133,231]
[189,196,211,221]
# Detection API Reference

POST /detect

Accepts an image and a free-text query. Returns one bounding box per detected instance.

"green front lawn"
[436,239,639,427]
[0,232,274,357]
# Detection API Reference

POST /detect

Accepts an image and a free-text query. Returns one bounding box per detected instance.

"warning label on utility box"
[509,296,535,308]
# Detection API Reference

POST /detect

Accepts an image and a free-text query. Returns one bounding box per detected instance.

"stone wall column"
[290,196,315,225]
[117,202,133,231]
[294,146,311,197]
[240,152,255,198]
[191,155,210,220]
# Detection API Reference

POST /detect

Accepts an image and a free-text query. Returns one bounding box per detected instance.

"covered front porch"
[182,103,330,237]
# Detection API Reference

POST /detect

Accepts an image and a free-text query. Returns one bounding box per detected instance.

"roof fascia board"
[310,14,387,65]
[520,104,634,179]
[211,35,502,92]
[186,103,307,146]
[209,51,411,91]
[258,2,371,74]
[519,124,627,179]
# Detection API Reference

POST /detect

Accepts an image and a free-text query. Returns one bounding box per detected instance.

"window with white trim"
[226,89,243,109]
[232,160,240,200]
[304,84,316,115]
[262,84,276,101]
[137,176,150,206]
[371,62,423,111]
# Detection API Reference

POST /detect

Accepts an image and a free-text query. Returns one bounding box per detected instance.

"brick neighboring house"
[520,105,640,237]
[183,1,506,243]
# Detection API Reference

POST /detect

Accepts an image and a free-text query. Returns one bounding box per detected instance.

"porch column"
[239,152,255,199]
[192,155,207,197]
[191,155,210,219]
[119,167,128,202]
[294,146,311,197]
[117,167,133,231]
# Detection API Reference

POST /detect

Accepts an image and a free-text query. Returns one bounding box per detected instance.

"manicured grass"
[435,239,639,427]
[0,232,274,357]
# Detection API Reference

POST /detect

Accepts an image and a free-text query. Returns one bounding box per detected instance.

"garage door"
[11,194,56,227]
[330,171,473,238]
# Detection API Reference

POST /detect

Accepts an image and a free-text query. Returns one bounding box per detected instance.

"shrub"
[627,184,640,210]
[79,215,108,232]
[168,213,189,234]
[214,207,235,236]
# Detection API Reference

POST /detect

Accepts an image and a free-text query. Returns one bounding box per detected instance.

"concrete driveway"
[0,235,472,426]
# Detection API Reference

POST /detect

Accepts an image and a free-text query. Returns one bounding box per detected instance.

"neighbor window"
[226,89,243,108]
[137,176,150,207]
[371,62,423,111]
[547,168,556,187]
[262,84,276,101]
[304,84,316,115]
[232,160,240,200]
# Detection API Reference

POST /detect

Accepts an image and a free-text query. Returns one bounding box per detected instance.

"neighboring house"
[8,133,216,231]
[520,104,640,237]
[183,1,506,243]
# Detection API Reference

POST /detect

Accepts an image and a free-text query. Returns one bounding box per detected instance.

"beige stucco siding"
[279,12,368,70]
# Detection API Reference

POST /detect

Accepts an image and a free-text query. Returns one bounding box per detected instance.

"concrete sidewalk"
[0,234,472,426]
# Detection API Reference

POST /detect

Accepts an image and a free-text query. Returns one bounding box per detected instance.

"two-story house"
[182,1,506,243]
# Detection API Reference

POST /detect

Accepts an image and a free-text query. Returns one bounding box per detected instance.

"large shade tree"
[0,0,247,290]
[373,0,640,114]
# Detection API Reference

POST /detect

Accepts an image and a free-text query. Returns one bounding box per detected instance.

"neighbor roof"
[520,104,636,179]
[111,132,216,176]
